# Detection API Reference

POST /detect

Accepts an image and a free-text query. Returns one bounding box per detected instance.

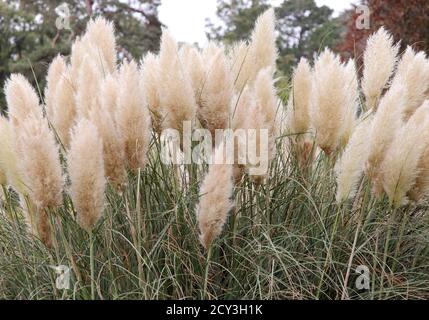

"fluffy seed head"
[5,74,43,127]
[391,47,429,120]
[158,30,196,136]
[141,53,162,133]
[68,119,106,232]
[197,146,234,249]
[199,50,233,137]
[380,102,429,207]
[116,60,151,171]
[51,68,76,148]
[235,8,277,90]
[45,55,67,121]
[15,114,63,210]
[311,50,349,155]
[362,27,399,110]
[85,17,117,74]
[335,115,373,202]
[89,102,126,190]
[367,83,405,180]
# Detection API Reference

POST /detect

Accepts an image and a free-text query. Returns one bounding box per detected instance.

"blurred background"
[1,0,428,109]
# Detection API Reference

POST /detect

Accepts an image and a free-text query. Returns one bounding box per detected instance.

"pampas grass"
[381,102,429,207]
[199,49,233,139]
[197,146,234,249]
[68,119,106,232]
[1,12,429,301]
[116,60,151,172]
[311,50,349,155]
[361,27,399,110]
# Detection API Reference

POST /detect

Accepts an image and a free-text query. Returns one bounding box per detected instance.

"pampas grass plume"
[116,60,151,171]
[335,115,372,202]
[380,101,429,207]
[5,74,43,126]
[199,50,233,138]
[68,119,106,231]
[45,55,67,121]
[361,27,399,110]
[197,146,234,249]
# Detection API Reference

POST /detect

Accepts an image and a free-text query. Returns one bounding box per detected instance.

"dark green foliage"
[0,0,162,110]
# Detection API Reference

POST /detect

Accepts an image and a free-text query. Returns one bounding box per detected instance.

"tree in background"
[0,0,162,109]
[338,0,429,65]
[206,0,343,76]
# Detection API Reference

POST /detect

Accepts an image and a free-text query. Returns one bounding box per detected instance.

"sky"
[159,0,357,45]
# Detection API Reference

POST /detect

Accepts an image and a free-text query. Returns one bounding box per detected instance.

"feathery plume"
[0,116,24,193]
[70,38,86,86]
[158,30,196,139]
[84,17,117,74]
[311,50,349,155]
[117,60,151,171]
[391,47,429,120]
[68,119,106,231]
[100,74,119,116]
[335,115,373,202]
[15,114,63,210]
[75,57,102,119]
[380,102,429,207]
[366,84,405,194]
[51,68,76,147]
[141,53,162,133]
[340,59,359,148]
[235,8,277,89]
[287,58,312,135]
[181,46,205,103]
[199,50,233,139]
[15,114,63,247]
[45,55,67,121]
[361,27,399,110]
[197,145,234,249]
[5,74,43,127]
[89,102,126,189]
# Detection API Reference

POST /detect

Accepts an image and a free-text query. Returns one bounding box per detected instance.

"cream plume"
[75,57,102,119]
[391,47,429,120]
[197,145,234,249]
[235,8,277,90]
[141,52,162,133]
[15,114,63,210]
[51,67,76,148]
[15,114,63,247]
[116,60,151,171]
[45,55,67,121]
[5,74,43,127]
[84,17,117,74]
[340,59,359,147]
[380,102,429,207]
[366,84,405,195]
[68,119,106,231]
[158,30,196,137]
[181,46,205,103]
[0,117,24,193]
[199,50,233,138]
[287,58,312,135]
[100,74,119,116]
[335,115,373,202]
[361,27,399,110]
[311,50,349,155]
[89,102,126,190]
